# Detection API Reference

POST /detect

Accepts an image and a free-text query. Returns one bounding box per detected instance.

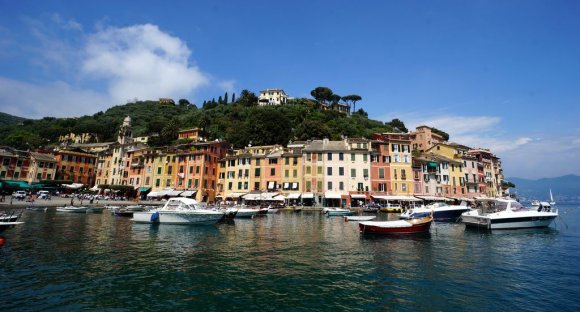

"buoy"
[0,236,6,247]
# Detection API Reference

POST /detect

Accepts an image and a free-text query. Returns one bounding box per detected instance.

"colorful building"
[28,152,57,184]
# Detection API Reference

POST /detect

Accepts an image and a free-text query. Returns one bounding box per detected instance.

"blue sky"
[1,0,579,179]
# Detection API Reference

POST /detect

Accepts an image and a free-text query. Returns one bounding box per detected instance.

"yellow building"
[426,143,467,197]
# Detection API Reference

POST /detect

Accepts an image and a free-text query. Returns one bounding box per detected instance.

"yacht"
[461,198,557,230]
[133,197,224,225]
[400,202,471,221]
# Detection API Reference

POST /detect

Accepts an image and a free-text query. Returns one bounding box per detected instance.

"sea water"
[1,204,579,311]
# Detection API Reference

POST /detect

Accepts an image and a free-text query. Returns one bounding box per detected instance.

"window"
[285,157,290,165]
[339,181,344,190]
[166,179,171,187]
[394,169,398,180]
[293,170,297,178]
[2,159,9,166]
[363,154,368,162]
[285,169,289,178]
[238,182,242,189]
[327,181,332,190]
[317,181,323,191]
[255,158,261,166]
[317,166,323,174]
[327,153,333,161]
[306,181,311,192]
[392,144,400,152]
[270,168,275,176]
[357,183,364,191]
[351,168,356,177]
[351,153,355,161]
[306,153,312,162]
[383,156,390,163]
[339,167,344,176]
[401,169,406,180]
[255,168,261,177]
[167,166,173,174]
[378,183,386,192]
[363,169,369,178]
[306,167,311,174]
[379,168,385,179]
[339,153,344,161]
[402,183,407,192]
[403,155,410,163]
[228,182,233,190]
[327,167,332,176]
[317,153,322,161]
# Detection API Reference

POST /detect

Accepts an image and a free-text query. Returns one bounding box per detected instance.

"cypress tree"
[232,92,236,103]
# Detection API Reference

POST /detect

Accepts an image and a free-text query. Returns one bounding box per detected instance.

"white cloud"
[0,77,110,118]
[82,24,209,104]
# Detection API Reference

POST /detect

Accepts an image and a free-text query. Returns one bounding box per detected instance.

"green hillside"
[0,112,28,127]
[0,99,405,150]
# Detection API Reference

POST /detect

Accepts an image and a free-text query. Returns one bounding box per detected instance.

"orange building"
[54,148,97,185]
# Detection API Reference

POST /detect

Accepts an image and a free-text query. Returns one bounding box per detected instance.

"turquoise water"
[1,205,580,311]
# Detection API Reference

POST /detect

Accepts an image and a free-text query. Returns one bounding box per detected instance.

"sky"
[0,0,579,179]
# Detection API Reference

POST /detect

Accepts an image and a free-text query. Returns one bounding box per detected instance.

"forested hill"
[0,112,28,127]
[0,100,406,150]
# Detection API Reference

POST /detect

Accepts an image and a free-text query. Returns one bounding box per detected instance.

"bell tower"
[117,116,133,145]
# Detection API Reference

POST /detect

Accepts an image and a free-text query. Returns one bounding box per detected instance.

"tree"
[160,119,179,144]
[224,92,229,104]
[231,92,236,104]
[178,99,190,107]
[294,119,332,141]
[431,127,450,141]
[330,94,341,105]
[237,89,258,107]
[218,96,223,104]
[342,94,362,114]
[386,118,408,133]
[310,86,334,104]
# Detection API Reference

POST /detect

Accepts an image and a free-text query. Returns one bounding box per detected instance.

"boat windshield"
[164,200,199,211]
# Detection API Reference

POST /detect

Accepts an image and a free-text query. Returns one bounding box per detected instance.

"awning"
[272,195,285,201]
[243,192,279,200]
[168,190,183,197]
[225,192,246,199]
[286,193,301,199]
[180,190,196,197]
[447,197,474,202]
[63,183,84,189]
[427,161,438,168]
[415,195,447,201]
[147,191,161,197]
[302,193,314,199]
[89,185,100,191]
[324,191,342,199]
[138,187,151,192]
[372,195,421,201]
[267,181,276,189]
[2,180,32,189]
[350,194,367,199]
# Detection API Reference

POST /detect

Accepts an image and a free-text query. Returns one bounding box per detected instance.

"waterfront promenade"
[0,195,164,208]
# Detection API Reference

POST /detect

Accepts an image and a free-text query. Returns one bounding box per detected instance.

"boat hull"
[345,216,376,222]
[133,211,224,225]
[359,218,432,234]
[327,210,352,217]
[56,207,88,213]
[432,208,471,221]
[462,215,557,230]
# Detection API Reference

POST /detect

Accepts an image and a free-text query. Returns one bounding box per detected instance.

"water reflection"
[1,206,580,311]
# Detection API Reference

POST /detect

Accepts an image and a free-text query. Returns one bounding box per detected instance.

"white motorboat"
[344,215,376,222]
[87,207,105,213]
[226,206,259,218]
[461,198,558,230]
[133,197,224,225]
[323,207,352,216]
[403,202,471,221]
[0,221,24,233]
[530,200,540,207]
[56,206,89,213]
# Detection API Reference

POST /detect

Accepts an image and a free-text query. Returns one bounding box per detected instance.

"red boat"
[358,216,433,234]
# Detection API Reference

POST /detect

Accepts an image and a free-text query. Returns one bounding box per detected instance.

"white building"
[258,88,288,106]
